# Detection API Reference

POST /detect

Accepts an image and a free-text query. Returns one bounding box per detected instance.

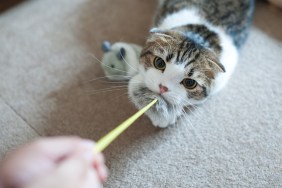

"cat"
[128,0,255,128]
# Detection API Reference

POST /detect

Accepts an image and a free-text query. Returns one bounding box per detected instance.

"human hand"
[0,137,108,188]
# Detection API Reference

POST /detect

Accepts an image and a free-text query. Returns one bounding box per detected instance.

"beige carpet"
[0,0,282,187]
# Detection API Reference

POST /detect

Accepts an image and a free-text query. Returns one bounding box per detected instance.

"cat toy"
[101,41,142,80]
[95,99,158,152]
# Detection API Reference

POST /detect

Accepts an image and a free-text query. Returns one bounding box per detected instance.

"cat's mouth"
[137,86,169,105]
[147,89,173,106]
[156,93,170,104]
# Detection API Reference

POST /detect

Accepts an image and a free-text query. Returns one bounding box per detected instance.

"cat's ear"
[149,28,175,40]
[149,28,164,34]
[150,28,173,36]
[207,58,226,73]
[102,41,111,53]
[117,47,126,60]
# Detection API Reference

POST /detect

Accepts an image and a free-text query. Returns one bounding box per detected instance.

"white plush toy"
[101,41,142,81]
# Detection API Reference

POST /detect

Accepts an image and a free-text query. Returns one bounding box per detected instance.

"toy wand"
[94,99,158,152]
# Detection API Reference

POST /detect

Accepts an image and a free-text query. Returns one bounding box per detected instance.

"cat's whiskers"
[88,85,128,94]
[89,87,128,94]
[87,75,143,85]
[128,77,145,84]
[198,104,214,118]
[87,75,131,83]
[181,108,204,146]
[180,95,208,116]
[179,108,193,129]
[180,98,203,119]
[179,113,189,129]
[104,85,129,90]
[109,91,129,103]
[104,80,143,85]
[89,53,129,74]
[103,81,129,85]
[185,106,201,119]
[171,99,179,127]
[120,52,139,72]
[88,88,127,96]
[168,93,202,120]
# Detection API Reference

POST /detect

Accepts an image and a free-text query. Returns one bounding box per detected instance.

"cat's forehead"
[147,33,203,56]
[141,33,223,78]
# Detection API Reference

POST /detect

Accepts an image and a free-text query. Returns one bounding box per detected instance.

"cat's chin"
[152,93,170,105]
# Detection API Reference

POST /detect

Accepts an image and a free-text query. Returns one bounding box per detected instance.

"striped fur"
[155,0,255,48]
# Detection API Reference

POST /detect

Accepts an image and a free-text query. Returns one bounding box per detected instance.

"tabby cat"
[128,0,255,128]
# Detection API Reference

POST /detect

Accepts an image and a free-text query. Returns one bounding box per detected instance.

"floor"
[0,0,282,187]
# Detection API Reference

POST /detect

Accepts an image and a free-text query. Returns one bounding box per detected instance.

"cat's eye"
[182,78,197,90]
[153,57,166,71]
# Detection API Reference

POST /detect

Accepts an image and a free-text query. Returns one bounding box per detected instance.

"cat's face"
[138,30,225,106]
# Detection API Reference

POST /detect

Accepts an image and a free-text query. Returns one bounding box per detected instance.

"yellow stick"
[95,99,158,152]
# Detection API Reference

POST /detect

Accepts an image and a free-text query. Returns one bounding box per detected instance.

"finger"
[28,136,95,161]
[81,168,103,188]
[93,153,108,182]
[96,163,108,183]
[94,153,105,164]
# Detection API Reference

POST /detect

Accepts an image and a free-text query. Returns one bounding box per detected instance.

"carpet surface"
[0,0,281,187]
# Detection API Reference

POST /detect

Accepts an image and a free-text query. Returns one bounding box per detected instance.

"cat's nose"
[159,84,168,94]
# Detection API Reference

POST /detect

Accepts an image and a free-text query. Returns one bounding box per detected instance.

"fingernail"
[101,166,109,182]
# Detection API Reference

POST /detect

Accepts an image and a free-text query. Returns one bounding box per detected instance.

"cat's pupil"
[185,79,194,86]
[154,57,166,70]
[182,78,197,89]
[110,64,115,68]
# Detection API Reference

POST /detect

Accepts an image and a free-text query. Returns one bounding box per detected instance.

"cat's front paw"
[146,104,177,128]
[148,113,171,128]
